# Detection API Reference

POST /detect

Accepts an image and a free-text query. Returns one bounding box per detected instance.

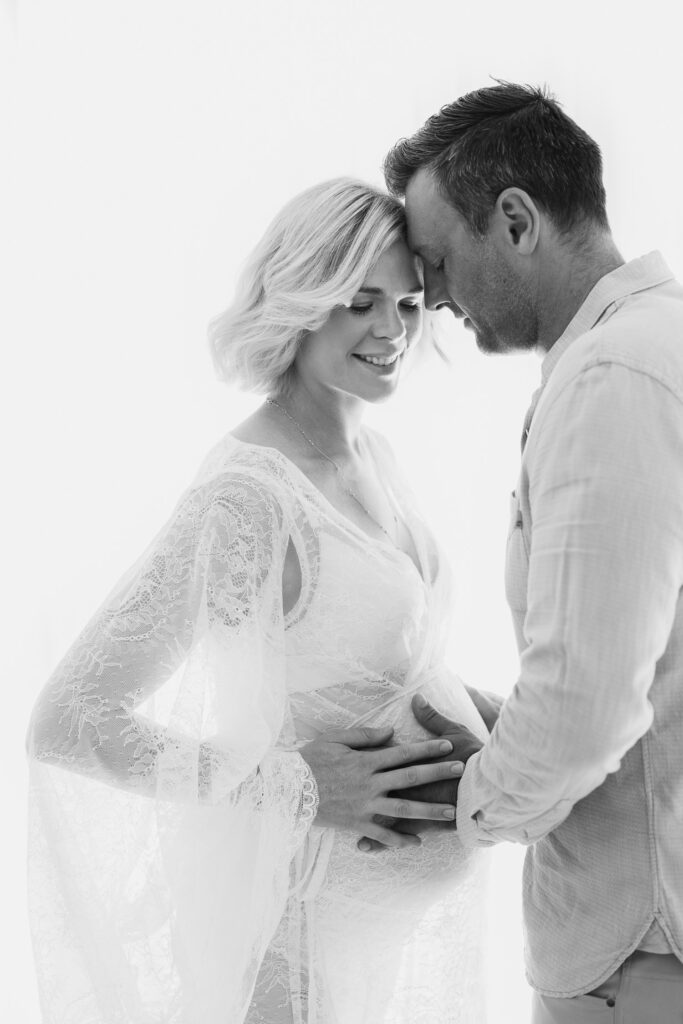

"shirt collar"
[540,251,674,384]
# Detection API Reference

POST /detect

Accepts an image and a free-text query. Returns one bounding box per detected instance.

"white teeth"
[356,352,402,367]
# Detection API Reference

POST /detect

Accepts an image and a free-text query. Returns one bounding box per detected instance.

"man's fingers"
[371,813,398,828]
[411,694,461,736]
[378,758,464,794]
[371,736,453,770]
[371,814,424,836]
[358,837,386,853]
[390,819,425,836]
[321,725,395,749]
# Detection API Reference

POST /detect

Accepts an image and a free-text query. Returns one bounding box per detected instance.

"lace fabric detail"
[296,763,319,829]
[27,431,487,1023]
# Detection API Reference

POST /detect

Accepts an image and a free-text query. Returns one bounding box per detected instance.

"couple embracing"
[27,82,683,1023]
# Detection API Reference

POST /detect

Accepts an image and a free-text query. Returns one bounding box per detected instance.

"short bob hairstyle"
[208,178,407,395]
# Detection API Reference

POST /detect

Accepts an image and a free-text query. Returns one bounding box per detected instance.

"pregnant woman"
[27,178,496,1023]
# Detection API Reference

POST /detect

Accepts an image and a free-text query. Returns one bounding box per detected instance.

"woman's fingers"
[378,758,464,794]
[370,737,453,770]
[361,822,422,849]
[374,796,457,822]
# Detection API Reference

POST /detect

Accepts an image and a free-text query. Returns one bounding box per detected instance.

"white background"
[2,1,682,1020]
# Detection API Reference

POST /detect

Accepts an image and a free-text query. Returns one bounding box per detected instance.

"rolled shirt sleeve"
[457,359,683,847]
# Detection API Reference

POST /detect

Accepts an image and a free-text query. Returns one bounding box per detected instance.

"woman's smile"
[352,348,405,370]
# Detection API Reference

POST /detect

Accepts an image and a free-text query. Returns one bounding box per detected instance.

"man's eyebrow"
[412,245,436,264]
[408,235,439,264]
[357,284,424,295]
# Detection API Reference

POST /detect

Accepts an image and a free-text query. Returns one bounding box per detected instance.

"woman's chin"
[353,369,405,404]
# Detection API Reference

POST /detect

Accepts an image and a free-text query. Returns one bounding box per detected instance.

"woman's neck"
[269,381,366,463]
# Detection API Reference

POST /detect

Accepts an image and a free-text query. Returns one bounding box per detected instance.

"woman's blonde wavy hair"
[208,177,407,394]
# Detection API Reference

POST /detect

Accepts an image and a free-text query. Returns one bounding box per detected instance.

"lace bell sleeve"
[26,471,317,1024]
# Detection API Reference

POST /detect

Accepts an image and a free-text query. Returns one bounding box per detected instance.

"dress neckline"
[227,433,427,585]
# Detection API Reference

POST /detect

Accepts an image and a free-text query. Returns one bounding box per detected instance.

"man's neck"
[535,234,625,353]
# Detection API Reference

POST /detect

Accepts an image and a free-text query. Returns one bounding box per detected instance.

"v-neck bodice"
[220,434,446,705]
[229,435,426,583]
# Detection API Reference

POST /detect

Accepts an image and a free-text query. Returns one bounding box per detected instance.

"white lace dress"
[26,431,490,1024]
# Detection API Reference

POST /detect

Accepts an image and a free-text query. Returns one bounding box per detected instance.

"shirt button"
[606,997,616,1007]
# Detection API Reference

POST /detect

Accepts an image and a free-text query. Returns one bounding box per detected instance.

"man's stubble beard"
[476,330,538,356]
[477,279,539,356]
[471,247,539,356]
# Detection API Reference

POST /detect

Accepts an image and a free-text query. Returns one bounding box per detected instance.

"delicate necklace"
[266,398,398,544]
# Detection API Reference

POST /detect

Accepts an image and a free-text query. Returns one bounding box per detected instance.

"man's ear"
[493,187,540,255]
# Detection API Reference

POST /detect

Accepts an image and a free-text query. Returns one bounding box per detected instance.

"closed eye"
[349,301,422,315]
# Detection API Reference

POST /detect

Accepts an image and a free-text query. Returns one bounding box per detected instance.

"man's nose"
[423,264,453,312]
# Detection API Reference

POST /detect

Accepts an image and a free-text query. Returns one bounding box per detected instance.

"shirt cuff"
[455,750,497,849]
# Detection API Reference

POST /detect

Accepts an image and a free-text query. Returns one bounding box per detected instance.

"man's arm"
[451,362,683,847]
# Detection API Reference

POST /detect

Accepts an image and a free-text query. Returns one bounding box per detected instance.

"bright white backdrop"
[3,1,682,1021]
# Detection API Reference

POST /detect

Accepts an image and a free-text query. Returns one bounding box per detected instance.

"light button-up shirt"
[456,252,683,995]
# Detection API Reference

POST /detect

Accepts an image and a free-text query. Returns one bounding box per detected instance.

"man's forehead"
[405,168,440,214]
[405,169,449,252]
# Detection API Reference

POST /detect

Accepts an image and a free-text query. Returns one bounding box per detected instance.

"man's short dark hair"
[384,81,609,236]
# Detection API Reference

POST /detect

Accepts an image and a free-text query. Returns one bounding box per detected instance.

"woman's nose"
[373,305,406,341]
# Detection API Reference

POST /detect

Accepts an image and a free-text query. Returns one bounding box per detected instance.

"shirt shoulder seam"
[544,351,683,411]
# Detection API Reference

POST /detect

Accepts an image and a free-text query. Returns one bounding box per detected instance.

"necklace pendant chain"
[266,398,397,544]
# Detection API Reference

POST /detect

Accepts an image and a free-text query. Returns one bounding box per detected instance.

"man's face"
[404,168,537,354]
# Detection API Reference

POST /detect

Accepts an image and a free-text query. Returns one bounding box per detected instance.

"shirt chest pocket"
[505,490,529,615]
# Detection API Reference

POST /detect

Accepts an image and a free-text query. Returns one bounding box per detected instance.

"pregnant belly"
[315,820,478,915]
[309,671,488,910]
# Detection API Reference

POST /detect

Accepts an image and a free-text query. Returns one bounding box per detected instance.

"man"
[374,81,683,1020]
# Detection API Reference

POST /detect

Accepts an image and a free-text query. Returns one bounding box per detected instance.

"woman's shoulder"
[190,433,280,490]
[195,430,279,477]
[183,432,305,527]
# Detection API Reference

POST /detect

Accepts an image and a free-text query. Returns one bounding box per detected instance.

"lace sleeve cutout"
[26,463,318,1023]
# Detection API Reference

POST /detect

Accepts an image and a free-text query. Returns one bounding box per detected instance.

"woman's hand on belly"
[299,724,466,849]
[357,694,485,852]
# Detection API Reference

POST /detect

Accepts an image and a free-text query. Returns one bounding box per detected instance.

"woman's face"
[293,240,424,404]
